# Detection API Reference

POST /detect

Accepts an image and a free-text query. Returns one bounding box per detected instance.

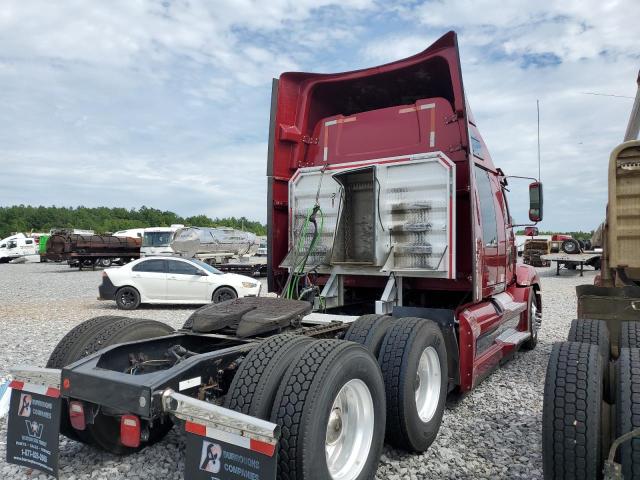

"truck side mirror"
[524,226,538,237]
[529,182,543,222]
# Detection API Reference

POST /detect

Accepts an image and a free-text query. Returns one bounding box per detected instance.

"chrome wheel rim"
[531,298,542,336]
[415,346,441,423]
[325,379,374,480]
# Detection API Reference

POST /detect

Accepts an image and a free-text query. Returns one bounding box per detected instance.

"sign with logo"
[185,431,277,480]
[6,390,61,478]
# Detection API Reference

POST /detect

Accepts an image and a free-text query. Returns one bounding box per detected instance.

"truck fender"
[513,264,541,332]
[516,264,540,290]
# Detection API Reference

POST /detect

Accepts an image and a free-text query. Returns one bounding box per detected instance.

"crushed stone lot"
[0,262,594,479]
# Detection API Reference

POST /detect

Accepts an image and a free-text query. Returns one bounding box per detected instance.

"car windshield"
[142,232,173,247]
[191,259,223,275]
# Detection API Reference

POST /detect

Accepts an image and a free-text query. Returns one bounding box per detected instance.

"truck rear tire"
[81,318,175,454]
[48,317,174,452]
[542,342,603,480]
[620,321,640,349]
[567,319,610,360]
[46,316,124,370]
[378,317,448,452]
[562,239,581,255]
[99,258,112,267]
[115,286,141,310]
[271,340,386,480]
[224,334,312,419]
[343,314,392,356]
[46,315,126,443]
[616,347,640,480]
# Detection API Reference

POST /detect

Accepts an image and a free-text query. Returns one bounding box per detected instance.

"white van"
[140,225,185,257]
[0,234,38,263]
[113,228,146,239]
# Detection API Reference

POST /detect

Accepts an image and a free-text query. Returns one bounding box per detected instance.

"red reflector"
[185,420,207,437]
[63,378,70,389]
[46,387,61,398]
[120,415,141,448]
[250,438,276,457]
[9,380,24,390]
[69,401,86,431]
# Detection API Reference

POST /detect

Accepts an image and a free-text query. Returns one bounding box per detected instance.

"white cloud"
[0,0,637,232]
[362,0,639,230]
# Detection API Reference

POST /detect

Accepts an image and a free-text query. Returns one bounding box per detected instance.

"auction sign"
[6,388,61,478]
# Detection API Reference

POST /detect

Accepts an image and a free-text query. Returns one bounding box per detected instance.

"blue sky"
[0,0,638,231]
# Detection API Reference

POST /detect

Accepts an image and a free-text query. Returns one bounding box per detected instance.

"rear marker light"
[120,415,141,448]
[69,401,86,431]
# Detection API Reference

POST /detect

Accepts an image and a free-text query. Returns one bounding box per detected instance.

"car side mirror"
[528,182,543,222]
[198,270,208,276]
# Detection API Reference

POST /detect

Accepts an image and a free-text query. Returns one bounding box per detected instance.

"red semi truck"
[5,31,543,479]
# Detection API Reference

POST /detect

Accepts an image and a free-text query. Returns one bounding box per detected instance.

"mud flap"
[6,384,61,478]
[184,423,277,479]
[162,389,279,480]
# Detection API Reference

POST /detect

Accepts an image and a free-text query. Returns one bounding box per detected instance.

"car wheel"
[115,286,141,310]
[212,286,237,303]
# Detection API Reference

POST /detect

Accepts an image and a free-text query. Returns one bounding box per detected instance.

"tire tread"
[567,318,609,359]
[225,334,310,417]
[542,341,602,479]
[620,322,640,349]
[616,347,640,479]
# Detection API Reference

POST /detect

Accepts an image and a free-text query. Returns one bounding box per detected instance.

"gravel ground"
[0,261,595,479]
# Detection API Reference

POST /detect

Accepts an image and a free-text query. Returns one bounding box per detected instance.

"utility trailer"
[6,32,544,480]
[541,251,602,276]
[542,71,640,480]
[46,232,141,269]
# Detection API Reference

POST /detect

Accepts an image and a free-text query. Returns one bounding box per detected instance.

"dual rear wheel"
[543,319,640,479]
[224,315,449,479]
[46,316,175,454]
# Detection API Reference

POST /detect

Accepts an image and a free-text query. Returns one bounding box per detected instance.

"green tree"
[0,206,267,238]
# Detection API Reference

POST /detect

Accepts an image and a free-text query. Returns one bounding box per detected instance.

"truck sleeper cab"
[6,31,543,480]
[268,30,543,393]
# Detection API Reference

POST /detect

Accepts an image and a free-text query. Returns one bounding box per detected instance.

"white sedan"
[98,257,262,310]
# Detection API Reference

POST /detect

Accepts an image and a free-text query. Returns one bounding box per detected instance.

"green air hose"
[283,205,324,300]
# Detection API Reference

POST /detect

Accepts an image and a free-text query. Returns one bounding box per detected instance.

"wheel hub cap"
[325,379,374,480]
[532,300,542,333]
[326,408,343,445]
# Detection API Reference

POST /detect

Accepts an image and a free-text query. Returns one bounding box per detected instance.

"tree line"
[0,205,267,238]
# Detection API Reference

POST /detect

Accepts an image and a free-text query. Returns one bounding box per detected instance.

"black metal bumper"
[98,275,117,300]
